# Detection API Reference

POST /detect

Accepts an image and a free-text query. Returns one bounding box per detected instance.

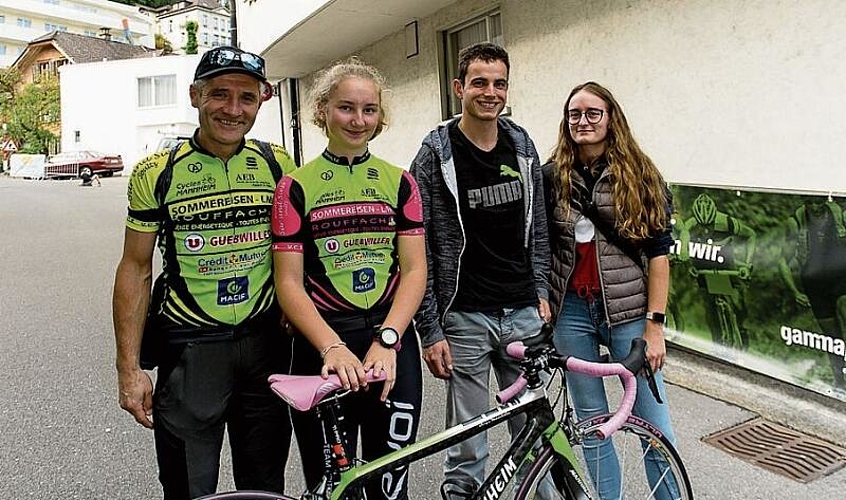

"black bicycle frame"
[310,380,588,500]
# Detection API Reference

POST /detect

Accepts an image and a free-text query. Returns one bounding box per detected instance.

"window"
[74,130,81,143]
[17,18,32,28]
[202,14,208,27]
[45,23,66,32]
[202,33,209,45]
[441,11,503,118]
[0,16,5,24]
[43,0,60,4]
[212,34,220,47]
[138,75,177,108]
[0,46,6,56]
[84,30,97,37]
[169,20,173,33]
[33,59,65,81]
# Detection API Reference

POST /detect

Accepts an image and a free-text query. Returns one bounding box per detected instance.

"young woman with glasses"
[542,82,680,500]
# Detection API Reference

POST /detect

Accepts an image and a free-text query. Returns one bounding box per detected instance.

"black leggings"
[290,322,422,500]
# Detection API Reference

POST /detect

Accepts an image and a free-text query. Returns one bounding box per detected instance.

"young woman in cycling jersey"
[542,82,679,500]
[271,58,426,500]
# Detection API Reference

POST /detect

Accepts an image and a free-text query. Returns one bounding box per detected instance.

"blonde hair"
[548,82,669,240]
[307,57,389,140]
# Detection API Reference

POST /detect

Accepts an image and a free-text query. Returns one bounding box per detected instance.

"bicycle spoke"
[573,416,693,500]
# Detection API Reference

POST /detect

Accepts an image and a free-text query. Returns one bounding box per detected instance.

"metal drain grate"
[703,417,846,483]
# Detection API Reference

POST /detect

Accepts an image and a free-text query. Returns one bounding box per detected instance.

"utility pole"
[228,0,238,47]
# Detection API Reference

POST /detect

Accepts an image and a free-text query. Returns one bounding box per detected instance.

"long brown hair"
[548,82,668,240]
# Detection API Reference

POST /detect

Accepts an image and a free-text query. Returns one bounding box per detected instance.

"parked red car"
[44,150,124,178]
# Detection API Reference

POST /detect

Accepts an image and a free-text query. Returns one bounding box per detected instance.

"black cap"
[194,46,267,82]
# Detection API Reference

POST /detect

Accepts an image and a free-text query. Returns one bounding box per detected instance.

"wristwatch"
[645,311,666,325]
[375,327,402,351]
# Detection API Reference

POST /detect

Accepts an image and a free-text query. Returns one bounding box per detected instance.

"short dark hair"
[457,42,510,83]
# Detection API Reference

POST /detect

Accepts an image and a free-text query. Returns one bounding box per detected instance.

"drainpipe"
[275,80,286,151]
[228,0,238,47]
[288,78,303,167]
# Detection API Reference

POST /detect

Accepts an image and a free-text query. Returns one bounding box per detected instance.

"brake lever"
[641,357,664,404]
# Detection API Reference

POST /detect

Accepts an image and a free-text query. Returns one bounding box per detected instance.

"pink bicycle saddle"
[268,370,387,412]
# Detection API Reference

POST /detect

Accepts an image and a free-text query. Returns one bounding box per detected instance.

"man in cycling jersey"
[678,193,757,350]
[778,197,846,391]
[409,43,550,498]
[112,47,297,499]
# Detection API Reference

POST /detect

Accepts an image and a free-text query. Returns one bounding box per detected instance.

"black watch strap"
[645,311,666,325]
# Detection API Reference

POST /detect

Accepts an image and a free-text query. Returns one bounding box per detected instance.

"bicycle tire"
[509,416,693,499]
[574,414,693,500]
[193,491,296,500]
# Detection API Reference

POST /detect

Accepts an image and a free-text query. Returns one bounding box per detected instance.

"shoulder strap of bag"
[154,141,184,206]
[252,139,284,183]
[572,194,645,270]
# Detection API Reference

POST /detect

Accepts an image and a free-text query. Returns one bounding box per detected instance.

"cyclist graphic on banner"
[778,196,846,393]
[677,193,757,353]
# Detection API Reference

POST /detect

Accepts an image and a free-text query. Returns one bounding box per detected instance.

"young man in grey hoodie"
[409,42,551,498]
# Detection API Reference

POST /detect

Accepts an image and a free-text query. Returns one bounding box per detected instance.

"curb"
[664,345,846,446]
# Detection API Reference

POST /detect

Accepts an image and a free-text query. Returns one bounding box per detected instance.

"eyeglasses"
[566,108,605,125]
[207,48,265,75]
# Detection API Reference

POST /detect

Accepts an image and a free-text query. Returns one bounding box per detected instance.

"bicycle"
[689,267,748,350]
[198,324,692,500]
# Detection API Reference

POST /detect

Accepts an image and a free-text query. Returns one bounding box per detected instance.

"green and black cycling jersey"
[270,150,423,314]
[126,135,296,337]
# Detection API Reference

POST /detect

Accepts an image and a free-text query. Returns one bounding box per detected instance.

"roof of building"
[26,31,157,64]
[156,0,229,19]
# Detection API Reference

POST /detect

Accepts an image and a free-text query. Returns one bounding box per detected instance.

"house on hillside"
[0,0,153,68]
[8,30,159,155]
[11,30,156,85]
[144,0,231,54]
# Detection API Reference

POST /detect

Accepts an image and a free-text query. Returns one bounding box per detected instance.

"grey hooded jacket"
[409,117,550,347]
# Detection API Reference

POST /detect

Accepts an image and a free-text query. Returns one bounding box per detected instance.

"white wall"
[60,55,200,170]
[235,0,329,57]
[499,0,846,194]
[249,0,846,194]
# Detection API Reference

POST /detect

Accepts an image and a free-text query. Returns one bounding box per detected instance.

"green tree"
[4,78,61,154]
[184,20,199,55]
[0,68,20,119]
[155,33,173,53]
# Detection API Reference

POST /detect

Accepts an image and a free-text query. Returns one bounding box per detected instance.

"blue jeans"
[441,306,544,495]
[553,292,678,500]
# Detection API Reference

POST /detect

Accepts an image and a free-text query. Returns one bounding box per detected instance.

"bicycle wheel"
[194,491,296,500]
[509,417,692,500]
[572,414,693,500]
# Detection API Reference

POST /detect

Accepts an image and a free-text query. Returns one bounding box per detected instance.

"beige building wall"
[252,0,846,193]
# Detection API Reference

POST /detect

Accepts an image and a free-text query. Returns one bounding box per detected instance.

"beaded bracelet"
[320,341,346,359]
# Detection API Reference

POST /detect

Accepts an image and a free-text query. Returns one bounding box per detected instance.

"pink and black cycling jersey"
[271,150,423,314]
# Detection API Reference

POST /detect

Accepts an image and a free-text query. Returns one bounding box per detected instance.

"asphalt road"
[0,175,843,499]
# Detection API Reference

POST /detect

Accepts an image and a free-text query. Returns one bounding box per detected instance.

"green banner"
[667,185,846,402]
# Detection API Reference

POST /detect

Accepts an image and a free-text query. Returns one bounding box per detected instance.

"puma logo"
[500,165,522,182]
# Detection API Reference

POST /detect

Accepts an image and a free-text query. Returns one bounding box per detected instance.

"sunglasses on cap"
[194,47,266,82]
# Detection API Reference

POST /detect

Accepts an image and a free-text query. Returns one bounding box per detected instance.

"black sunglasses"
[207,48,265,76]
